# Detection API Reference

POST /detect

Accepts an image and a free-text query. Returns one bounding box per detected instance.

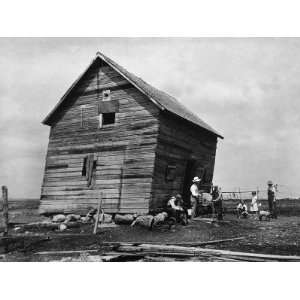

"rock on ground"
[153,212,168,226]
[59,223,68,231]
[66,214,81,222]
[131,215,154,228]
[114,214,136,225]
[93,213,113,223]
[52,214,66,223]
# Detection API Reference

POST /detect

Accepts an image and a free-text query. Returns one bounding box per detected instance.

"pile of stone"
[17,210,170,233]
[115,212,169,229]
[50,209,115,231]
[51,214,82,231]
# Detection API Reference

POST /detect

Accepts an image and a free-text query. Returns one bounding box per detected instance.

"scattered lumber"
[208,256,240,262]
[101,253,146,262]
[101,255,124,262]
[102,237,245,248]
[113,243,300,261]
[223,255,268,262]
[35,249,100,255]
[35,250,146,262]
[143,256,177,262]
[166,237,245,247]
[100,251,196,262]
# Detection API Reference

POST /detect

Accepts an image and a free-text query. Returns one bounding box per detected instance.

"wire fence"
[220,184,300,215]
[221,184,300,200]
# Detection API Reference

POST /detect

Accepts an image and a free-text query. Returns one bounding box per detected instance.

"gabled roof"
[43,52,223,139]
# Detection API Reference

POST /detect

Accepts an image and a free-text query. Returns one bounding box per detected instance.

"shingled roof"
[43,52,223,139]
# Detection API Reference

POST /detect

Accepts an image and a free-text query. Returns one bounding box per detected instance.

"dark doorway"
[182,159,197,207]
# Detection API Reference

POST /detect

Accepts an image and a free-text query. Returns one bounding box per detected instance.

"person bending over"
[236,200,248,218]
[166,194,187,225]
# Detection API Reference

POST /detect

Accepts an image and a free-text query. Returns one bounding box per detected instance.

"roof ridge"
[43,52,223,139]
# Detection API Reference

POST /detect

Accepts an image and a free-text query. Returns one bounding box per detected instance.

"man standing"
[267,180,277,219]
[190,176,201,219]
[212,186,223,220]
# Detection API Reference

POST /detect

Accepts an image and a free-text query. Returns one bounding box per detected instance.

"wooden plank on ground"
[113,243,300,261]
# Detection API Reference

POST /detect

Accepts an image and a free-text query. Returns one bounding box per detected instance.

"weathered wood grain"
[40,56,219,215]
[40,61,159,214]
[150,112,217,210]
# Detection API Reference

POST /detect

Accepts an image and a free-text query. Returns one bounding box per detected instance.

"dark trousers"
[166,208,177,219]
[166,208,188,224]
[268,200,277,218]
[213,201,223,220]
[237,208,248,218]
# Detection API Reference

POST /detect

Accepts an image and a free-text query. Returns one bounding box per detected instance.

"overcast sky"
[1,37,300,199]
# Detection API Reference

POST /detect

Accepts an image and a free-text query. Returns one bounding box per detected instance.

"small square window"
[102,89,111,101]
[165,165,176,181]
[103,112,115,125]
[99,112,115,127]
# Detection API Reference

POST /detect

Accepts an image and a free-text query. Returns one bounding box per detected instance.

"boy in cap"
[190,176,201,219]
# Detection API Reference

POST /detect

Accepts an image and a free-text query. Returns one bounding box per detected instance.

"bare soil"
[1,200,300,261]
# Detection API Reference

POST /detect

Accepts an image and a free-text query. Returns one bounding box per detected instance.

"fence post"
[93,192,103,235]
[2,186,9,236]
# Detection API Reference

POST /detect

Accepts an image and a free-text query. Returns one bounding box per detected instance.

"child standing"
[250,191,260,218]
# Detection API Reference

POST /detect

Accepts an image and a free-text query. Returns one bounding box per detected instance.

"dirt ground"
[1,208,300,261]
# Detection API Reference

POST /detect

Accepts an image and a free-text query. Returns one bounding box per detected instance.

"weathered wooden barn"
[39,52,223,215]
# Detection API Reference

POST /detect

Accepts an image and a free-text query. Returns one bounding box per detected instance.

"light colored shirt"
[251,195,258,212]
[201,192,212,206]
[237,203,247,212]
[167,197,182,210]
[190,183,199,197]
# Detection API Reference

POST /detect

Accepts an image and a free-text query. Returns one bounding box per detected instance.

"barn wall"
[150,112,218,211]
[40,62,160,215]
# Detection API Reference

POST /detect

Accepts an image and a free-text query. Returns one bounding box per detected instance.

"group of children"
[236,191,260,219]
[236,190,272,221]
[236,181,278,220]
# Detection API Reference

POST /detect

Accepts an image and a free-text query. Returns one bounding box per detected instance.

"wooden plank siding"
[40,61,160,215]
[150,112,218,211]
